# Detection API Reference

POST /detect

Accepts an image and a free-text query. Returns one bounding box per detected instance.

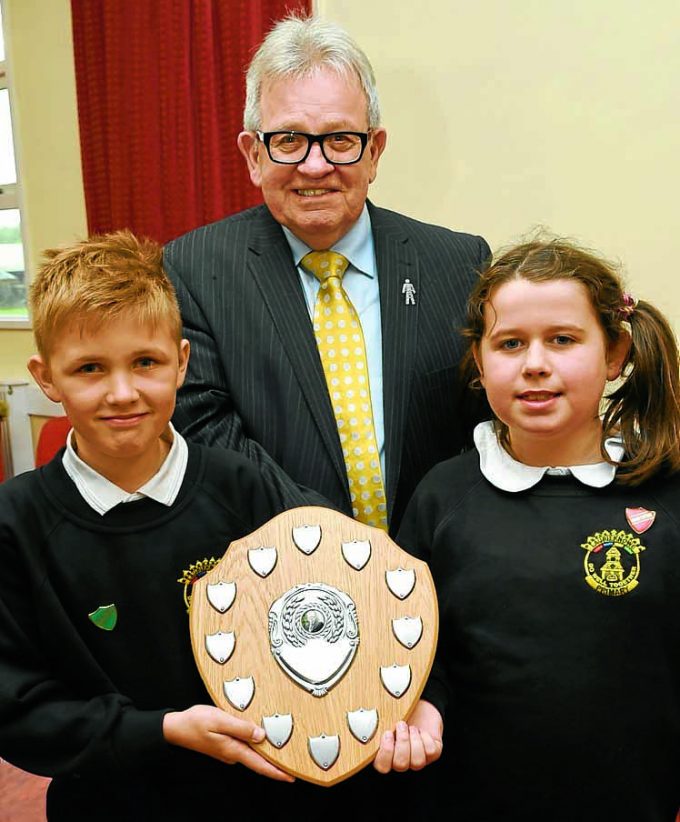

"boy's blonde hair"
[30,230,181,359]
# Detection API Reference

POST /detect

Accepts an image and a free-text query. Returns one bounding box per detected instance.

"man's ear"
[176,339,190,389]
[27,355,62,403]
[606,331,632,381]
[367,128,387,184]
[237,131,263,188]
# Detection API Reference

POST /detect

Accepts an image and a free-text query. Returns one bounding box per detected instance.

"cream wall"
[1,0,86,378]
[319,0,680,325]
[2,0,679,381]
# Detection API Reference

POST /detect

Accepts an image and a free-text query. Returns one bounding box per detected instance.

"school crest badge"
[581,529,647,597]
[189,506,438,785]
[177,557,220,611]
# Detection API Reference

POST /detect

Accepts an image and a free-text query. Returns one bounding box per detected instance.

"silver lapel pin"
[402,278,416,305]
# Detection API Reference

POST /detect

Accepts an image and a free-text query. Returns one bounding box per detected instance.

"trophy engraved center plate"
[269,582,359,697]
[189,506,438,786]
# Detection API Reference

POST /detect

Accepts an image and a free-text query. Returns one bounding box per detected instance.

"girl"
[398,239,680,821]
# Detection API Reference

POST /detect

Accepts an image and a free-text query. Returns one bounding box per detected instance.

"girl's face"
[475,278,628,466]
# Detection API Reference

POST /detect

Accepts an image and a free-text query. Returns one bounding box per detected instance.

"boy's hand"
[163,705,294,782]
[373,700,443,774]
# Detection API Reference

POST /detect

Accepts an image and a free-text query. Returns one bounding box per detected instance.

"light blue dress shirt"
[282,206,385,478]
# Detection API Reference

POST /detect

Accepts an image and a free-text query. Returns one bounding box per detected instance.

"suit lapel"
[247,210,349,495]
[370,204,419,517]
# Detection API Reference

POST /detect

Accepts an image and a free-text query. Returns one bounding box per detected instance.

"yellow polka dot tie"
[302,250,388,530]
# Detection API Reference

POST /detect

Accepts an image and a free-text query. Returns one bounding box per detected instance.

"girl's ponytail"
[603,298,680,484]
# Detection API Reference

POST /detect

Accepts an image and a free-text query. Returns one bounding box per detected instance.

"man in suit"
[165,15,490,537]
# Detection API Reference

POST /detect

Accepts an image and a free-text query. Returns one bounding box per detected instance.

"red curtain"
[71,1,310,244]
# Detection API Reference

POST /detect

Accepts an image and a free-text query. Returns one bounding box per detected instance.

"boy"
[0,232,437,821]
[0,231,311,820]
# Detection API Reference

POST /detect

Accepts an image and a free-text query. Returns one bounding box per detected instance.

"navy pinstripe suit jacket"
[165,202,490,535]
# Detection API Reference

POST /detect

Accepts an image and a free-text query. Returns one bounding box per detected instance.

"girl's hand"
[373,700,443,774]
[163,704,294,782]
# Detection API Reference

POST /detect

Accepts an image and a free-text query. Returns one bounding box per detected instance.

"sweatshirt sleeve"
[396,467,454,720]
[0,521,170,779]
[202,446,338,533]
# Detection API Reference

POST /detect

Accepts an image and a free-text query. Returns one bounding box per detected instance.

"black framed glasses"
[256,130,369,165]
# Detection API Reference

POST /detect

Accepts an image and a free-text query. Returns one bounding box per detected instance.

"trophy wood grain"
[189,506,438,786]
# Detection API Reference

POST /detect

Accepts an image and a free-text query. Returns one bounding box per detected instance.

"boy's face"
[28,315,189,482]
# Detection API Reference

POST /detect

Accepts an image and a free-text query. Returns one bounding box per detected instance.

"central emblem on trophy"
[269,582,359,697]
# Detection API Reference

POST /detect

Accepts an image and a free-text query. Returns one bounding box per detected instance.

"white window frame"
[0,0,30,329]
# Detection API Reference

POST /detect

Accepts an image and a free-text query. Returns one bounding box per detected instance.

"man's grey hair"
[243,15,381,131]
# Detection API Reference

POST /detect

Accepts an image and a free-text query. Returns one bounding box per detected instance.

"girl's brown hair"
[461,238,680,485]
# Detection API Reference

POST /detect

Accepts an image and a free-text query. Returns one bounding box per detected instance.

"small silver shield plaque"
[385,567,416,600]
[248,546,277,578]
[292,525,321,555]
[308,733,340,770]
[380,664,412,698]
[269,582,359,697]
[341,539,371,571]
[223,676,255,711]
[206,580,236,613]
[391,616,423,649]
[262,713,294,749]
[347,708,379,744]
[205,630,235,664]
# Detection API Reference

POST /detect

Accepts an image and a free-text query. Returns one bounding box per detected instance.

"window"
[0,1,27,324]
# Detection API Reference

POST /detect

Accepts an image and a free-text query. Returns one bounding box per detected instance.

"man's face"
[238,68,387,250]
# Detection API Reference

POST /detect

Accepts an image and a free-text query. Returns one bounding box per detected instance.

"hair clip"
[618,292,637,318]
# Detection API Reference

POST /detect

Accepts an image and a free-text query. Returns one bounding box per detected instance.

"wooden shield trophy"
[189,506,438,786]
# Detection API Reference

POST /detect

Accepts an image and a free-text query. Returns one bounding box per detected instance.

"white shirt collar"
[474,420,623,492]
[62,423,188,515]
[281,204,375,278]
